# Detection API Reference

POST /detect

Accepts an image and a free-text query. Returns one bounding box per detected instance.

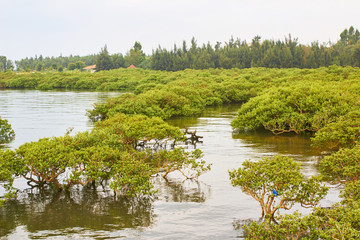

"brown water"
[0,90,340,239]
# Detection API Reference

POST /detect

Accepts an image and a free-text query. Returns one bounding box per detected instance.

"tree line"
[1,26,359,73]
[6,42,149,73]
[151,26,360,70]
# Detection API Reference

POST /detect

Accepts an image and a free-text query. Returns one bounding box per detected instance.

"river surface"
[0,90,340,239]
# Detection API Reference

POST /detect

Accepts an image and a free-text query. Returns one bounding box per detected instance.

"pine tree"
[95,45,113,71]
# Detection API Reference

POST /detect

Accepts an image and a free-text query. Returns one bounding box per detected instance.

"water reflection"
[0,188,155,238]
[167,116,200,129]
[233,131,321,158]
[153,177,211,203]
[233,217,272,239]
[0,89,123,149]
[0,175,212,238]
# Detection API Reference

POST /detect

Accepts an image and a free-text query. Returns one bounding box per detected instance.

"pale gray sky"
[1,0,359,61]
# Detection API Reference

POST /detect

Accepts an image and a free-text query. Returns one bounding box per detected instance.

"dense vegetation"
[0,113,210,206]
[151,31,360,71]
[2,63,360,237]
[83,66,360,239]
[239,147,360,239]
[5,42,148,73]
[0,68,166,91]
[0,117,15,144]
[229,66,360,155]
[1,27,360,73]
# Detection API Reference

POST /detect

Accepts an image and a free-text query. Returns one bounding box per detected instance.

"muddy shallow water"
[0,90,340,239]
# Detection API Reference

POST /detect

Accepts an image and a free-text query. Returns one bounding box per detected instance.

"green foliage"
[95,113,185,148]
[243,211,311,240]
[1,114,210,198]
[102,88,204,120]
[111,53,125,69]
[124,42,146,67]
[0,68,166,90]
[67,62,76,70]
[0,117,15,144]
[341,180,360,203]
[0,149,18,206]
[243,205,360,240]
[243,173,360,239]
[232,80,356,134]
[87,68,263,120]
[310,202,360,239]
[0,56,14,73]
[0,150,16,182]
[151,29,360,71]
[75,61,85,70]
[15,135,75,188]
[229,155,328,220]
[340,26,360,45]
[319,146,360,184]
[150,148,209,179]
[15,54,97,72]
[95,45,113,71]
[312,111,360,150]
[109,150,155,197]
[35,62,43,72]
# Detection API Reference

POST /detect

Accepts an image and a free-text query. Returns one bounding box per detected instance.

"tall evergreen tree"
[124,42,145,67]
[95,45,113,71]
[0,56,8,72]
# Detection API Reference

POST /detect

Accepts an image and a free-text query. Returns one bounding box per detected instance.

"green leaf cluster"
[229,155,328,220]
[0,149,18,206]
[319,146,360,184]
[243,205,360,240]
[232,80,356,135]
[0,117,15,144]
[312,111,360,150]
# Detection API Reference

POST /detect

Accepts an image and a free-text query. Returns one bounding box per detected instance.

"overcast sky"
[1,0,359,61]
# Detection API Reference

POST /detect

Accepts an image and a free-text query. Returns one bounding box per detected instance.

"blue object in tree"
[272,189,278,196]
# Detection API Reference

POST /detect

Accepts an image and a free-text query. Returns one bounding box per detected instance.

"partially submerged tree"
[243,211,312,240]
[341,180,360,203]
[1,114,210,198]
[0,117,15,144]
[0,149,18,206]
[243,175,360,239]
[243,205,360,240]
[319,146,360,184]
[312,111,360,150]
[241,145,360,238]
[229,155,328,221]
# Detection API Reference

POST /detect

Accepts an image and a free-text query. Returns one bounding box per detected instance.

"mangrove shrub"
[1,114,210,199]
[229,155,328,220]
[0,117,15,144]
[231,81,356,134]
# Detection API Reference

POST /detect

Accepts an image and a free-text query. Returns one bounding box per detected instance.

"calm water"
[0,90,340,239]
[0,90,121,149]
